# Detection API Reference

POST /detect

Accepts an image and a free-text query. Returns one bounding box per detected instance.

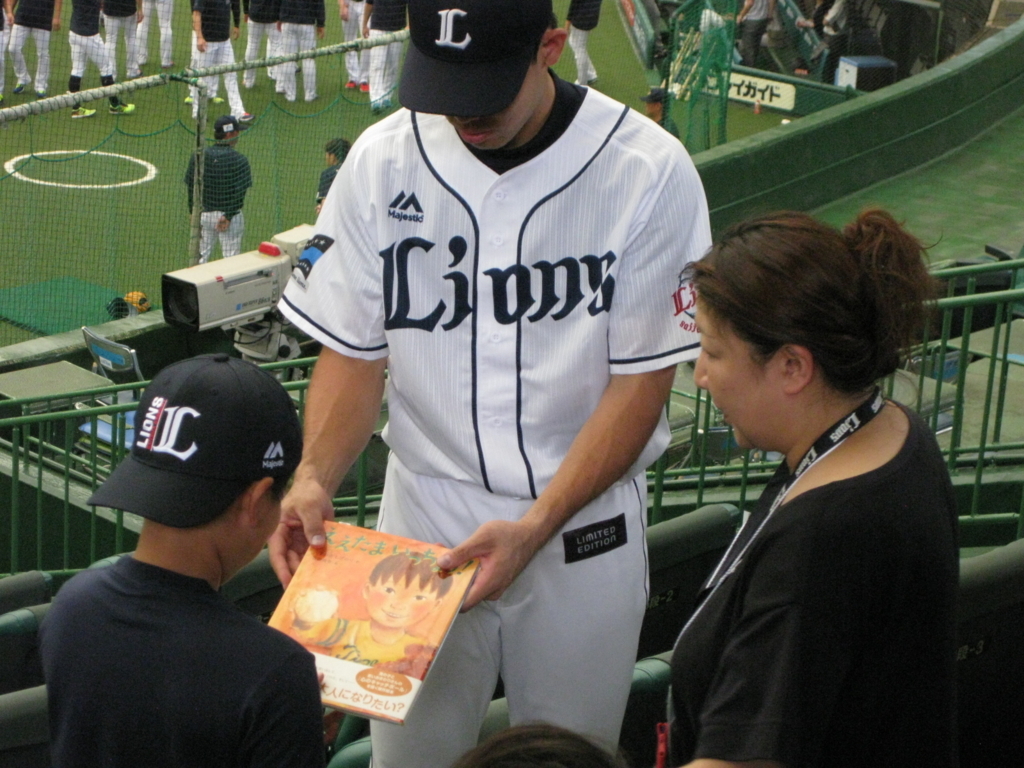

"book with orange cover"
[269,521,478,724]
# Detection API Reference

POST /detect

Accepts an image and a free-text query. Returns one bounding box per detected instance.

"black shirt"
[185,143,253,218]
[244,0,280,25]
[278,0,324,26]
[103,0,137,19]
[365,0,404,31]
[567,0,602,31]
[467,73,586,175]
[194,0,241,42]
[670,407,959,767]
[13,0,57,31]
[317,163,341,203]
[40,557,325,768]
[70,0,102,37]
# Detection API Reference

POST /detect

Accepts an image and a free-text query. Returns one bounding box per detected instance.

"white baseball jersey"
[280,88,709,500]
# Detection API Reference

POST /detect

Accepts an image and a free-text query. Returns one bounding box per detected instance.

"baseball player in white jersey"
[271,1,710,766]
[337,0,366,90]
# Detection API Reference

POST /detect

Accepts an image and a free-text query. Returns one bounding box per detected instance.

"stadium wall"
[694,16,1024,234]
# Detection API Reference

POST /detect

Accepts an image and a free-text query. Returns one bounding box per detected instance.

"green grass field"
[0,0,759,347]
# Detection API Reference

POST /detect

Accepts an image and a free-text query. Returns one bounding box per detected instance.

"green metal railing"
[3,268,1024,576]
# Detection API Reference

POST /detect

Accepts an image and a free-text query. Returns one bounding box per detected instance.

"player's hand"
[137,9,143,22]
[339,1,348,21]
[316,25,325,39]
[216,216,230,231]
[268,474,335,586]
[437,520,543,610]
[197,37,207,52]
[52,15,61,31]
[231,25,240,40]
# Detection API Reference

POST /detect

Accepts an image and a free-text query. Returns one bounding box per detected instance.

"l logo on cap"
[142,405,200,461]
[436,9,471,50]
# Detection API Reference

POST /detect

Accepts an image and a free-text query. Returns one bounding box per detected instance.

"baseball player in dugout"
[273,1,711,766]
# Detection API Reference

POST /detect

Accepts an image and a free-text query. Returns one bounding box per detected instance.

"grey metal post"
[188,86,209,267]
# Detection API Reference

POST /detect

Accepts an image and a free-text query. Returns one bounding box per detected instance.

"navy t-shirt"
[40,557,326,768]
[14,0,58,31]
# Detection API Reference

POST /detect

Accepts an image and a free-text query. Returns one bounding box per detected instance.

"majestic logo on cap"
[436,9,471,49]
[136,397,200,461]
[263,441,286,469]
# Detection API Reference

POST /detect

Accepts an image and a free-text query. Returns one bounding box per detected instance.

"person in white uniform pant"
[271,2,712,767]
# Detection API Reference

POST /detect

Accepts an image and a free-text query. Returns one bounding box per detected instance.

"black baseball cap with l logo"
[399,0,554,117]
[88,354,302,528]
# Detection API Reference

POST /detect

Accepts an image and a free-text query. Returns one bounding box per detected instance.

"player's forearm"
[519,366,676,548]
[192,9,202,36]
[293,347,387,497]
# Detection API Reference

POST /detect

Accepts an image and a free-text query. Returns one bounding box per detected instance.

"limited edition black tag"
[562,513,628,564]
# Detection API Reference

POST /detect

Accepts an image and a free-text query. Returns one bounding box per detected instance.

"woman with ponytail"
[667,210,958,768]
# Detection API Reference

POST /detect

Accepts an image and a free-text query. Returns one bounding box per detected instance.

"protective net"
[0,0,1008,347]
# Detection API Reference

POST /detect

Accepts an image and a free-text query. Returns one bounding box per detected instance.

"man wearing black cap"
[40,354,325,768]
[184,114,253,263]
[276,1,710,765]
[640,86,680,138]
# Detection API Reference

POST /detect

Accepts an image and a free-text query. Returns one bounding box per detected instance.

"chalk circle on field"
[4,150,158,189]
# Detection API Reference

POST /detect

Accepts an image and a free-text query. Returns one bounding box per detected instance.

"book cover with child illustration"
[269,521,479,724]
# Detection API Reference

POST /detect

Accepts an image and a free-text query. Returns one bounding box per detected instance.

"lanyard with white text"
[674,387,885,648]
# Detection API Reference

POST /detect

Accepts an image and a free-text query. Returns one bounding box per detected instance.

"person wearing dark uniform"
[277,0,324,102]
[7,0,62,97]
[361,0,403,112]
[185,115,253,262]
[68,0,136,118]
[315,137,349,214]
[191,0,251,120]
[242,0,281,89]
[640,87,679,139]
[565,0,600,85]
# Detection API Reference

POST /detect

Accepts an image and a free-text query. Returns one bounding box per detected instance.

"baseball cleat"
[110,103,136,115]
[72,107,97,119]
[239,112,254,122]
[184,95,193,103]
[13,83,27,94]
[345,80,357,89]
[35,90,47,98]
[212,97,225,104]
[359,82,369,93]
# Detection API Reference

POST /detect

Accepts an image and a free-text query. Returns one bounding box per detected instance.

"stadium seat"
[0,685,49,768]
[220,550,285,617]
[639,503,741,659]
[77,326,145,451]
[956,536,1024,768]
[0,572,52,616]
[0,604,51,696]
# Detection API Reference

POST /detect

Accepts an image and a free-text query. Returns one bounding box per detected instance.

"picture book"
[269,521,479,724]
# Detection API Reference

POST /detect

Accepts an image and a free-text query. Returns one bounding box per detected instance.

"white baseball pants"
[243,20,281,88]
[342,0,366,85]
[568,25,597,85]
[369,453,649,768]
[367,28,399,108]
[278,22,317,101]
[70,31,114,78]
[8,25,51,94]
[199,211,245,262]
[104,14,141,80]
[191,39,246,119]
[136,0,173,68]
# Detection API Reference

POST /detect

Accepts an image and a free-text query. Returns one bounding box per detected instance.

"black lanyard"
[676,387,885,645]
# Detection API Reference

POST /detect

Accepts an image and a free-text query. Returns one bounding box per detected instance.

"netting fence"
[0,0,1005,349]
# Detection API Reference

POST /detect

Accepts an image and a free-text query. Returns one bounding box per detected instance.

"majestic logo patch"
[263,441,285,469]
[562,514,627,564]
[435,9,471,49]
[135,396,200,461]
[672,273,697,333]
[388,192,425,223]
[291,234,335,291]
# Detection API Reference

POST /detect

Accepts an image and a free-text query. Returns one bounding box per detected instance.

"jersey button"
[491,417,502,426]
[492,236,504,246]
[490,333,501,342]
[494,190,506,201]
